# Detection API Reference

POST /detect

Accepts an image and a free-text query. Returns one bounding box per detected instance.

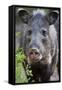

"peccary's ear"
[47,11,59,25]
[17,9,29,24]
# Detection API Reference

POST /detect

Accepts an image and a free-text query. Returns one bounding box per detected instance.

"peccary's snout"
[28,47,42,63]
[29,48,40,61]
[29,48,40,56]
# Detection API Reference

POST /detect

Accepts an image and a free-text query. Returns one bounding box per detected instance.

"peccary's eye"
[42,29,48,37]
[27,30,32,35]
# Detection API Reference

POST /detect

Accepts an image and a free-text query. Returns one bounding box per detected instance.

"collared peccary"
[16,8,59,82]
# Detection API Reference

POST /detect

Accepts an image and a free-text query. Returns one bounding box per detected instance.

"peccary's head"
[17,9,58,65]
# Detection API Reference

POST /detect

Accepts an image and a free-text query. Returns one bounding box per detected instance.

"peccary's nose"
[29,48,40,57]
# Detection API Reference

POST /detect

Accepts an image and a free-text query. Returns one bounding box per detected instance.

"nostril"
[35,52,39,55]
[29,51,40,56]
[29,52,33,55]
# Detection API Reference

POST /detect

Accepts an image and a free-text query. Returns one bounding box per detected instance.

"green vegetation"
[15,48,34,83]
[15,48,27,83]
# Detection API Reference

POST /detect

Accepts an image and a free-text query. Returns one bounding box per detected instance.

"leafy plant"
[15,48,34,83]
[16,48,26,64]
[15,48,28,83]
